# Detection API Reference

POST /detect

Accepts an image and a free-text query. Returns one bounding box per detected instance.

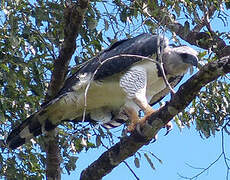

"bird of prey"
[7,33,198,149]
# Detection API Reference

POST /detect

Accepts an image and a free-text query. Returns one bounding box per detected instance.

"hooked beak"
[181,53,199,67]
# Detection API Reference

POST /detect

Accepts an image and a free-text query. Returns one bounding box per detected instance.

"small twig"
[185,163,205,170]
[178,119,230,180]
[221,119,230,180]
[102,2,116,36]
[178,153,223,180]
[30,25,57,61]
[157,32,176,94]
[193,4,216,32]
[224,74,230,81]
[123,160,140,180]
[134,2,176,94]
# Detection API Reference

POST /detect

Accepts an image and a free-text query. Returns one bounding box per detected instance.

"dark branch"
[80,55,230,180]
[45,0,89,101]
[142,1,230,58]
[44,1,89,180]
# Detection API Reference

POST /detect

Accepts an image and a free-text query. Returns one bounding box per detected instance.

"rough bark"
[145,1,230,58]
[46,0,89,100]
[44,1,89,180]
[80,55,230,180]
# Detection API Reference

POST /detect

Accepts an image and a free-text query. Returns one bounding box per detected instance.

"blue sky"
[63,125,228,180]
[62,4,230,180]
[1,1,229,180]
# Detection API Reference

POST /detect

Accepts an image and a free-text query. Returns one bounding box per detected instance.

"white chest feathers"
[120,60,167,103]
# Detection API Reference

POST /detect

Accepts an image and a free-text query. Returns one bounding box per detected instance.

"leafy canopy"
[0,0,229,178]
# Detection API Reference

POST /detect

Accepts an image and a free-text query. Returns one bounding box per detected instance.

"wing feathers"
[7,33,172,149]
[60,33,168,94]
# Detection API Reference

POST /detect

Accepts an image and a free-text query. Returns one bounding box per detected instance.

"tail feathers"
[102,118,126,129]
[102,111,129,129]
[7,111,57,149]
[7,94,72,149]
[6,114,41,149]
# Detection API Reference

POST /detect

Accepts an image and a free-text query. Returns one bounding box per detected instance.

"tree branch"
[80,55,230,180]
[142,1,230,58]
[46,0,89,100]
[44,1,89,180]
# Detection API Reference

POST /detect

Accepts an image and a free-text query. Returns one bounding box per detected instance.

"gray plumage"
[7,33,198,149]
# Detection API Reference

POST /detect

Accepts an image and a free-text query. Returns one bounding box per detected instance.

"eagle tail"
[6,108,57,149]
[102,118,126,129]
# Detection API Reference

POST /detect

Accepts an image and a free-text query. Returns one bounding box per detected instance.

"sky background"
[63,125,228,180]
[0,1,229,180]
[66,3,230,180]
[62,4,230,180]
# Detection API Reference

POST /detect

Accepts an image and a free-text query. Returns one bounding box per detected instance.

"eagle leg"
[125,107,140,132]
[138,104,156,126]
[135,99,173,135]
[138,105,173,136]
[126,98,156,132]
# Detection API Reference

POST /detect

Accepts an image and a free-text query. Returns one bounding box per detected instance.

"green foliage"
[133,150,162,170]
[176,79,230,138]
[0,0,64,178]
[0,0,229,178]
[194,80,230,138]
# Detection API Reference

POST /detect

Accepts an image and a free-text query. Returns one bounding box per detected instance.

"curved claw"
[164,121,173,136]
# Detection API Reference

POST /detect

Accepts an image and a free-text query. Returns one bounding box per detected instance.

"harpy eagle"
[7,33,198,149]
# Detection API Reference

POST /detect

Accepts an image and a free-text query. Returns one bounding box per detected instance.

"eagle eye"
[180,53,188,59]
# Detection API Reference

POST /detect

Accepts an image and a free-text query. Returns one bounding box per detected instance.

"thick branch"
[44,1,89,180]
[145,2,230,58]
[46,0,89,100]
[80,55,230,180]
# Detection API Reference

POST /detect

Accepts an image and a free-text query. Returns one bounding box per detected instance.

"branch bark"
[46,0,89,100]
[44,1,89,179]
[143,1,230,58]
[80,55,230,180]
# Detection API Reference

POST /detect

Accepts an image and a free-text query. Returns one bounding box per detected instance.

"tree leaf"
[134,157,140,168]
[104,19,109,31]
[149,152,163,164]
[96,135,101,147]
[144,153,155,170]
